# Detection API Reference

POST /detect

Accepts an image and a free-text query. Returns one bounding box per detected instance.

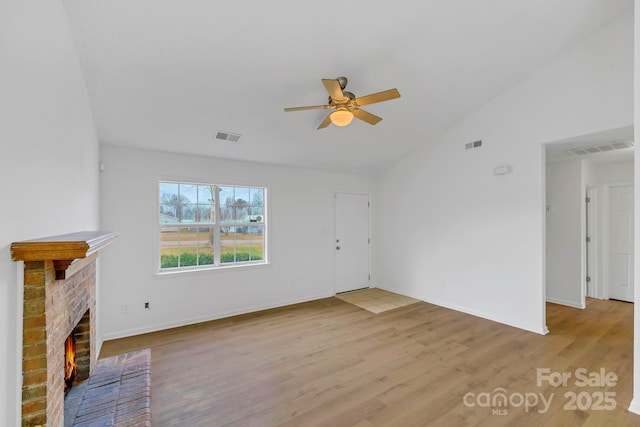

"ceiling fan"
[284,77,401,129]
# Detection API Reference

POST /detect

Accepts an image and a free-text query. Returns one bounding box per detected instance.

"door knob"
[336,246,341,250]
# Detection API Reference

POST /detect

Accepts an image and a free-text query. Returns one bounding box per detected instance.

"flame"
[64,335,77,384]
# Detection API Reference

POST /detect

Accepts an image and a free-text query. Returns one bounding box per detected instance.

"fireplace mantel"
[14,230,118,426]
[11,231,118,279]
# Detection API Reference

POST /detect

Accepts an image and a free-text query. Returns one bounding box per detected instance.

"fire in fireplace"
[64,334,77,395]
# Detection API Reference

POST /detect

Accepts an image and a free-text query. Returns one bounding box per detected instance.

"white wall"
[594,160,634,184]
[373,9,633,334]
[0,1,100,425]
[98,144,374,339]
[545,159,584,308]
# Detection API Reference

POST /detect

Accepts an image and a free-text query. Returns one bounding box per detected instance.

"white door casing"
[585,187,595,299]
[335,193,370,294]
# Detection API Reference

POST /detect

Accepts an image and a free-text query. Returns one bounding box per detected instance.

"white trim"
[546,297,585,309]
[376,283,549,335]
[95,258,105,359]
[375,284,423,301]
[15,261,23,427]
[425,295,549,335]
[541,145,549,335]
[155,260,269,277]
[100,292,333,341]
[601,185,611,300]
[585,186,598,299]
[580,183,587,305]
[629,398,640,415]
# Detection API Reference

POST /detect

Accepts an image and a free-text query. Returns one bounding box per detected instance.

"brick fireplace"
[12,231,118,427]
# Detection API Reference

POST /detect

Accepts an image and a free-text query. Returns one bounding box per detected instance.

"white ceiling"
[63,0,633,174]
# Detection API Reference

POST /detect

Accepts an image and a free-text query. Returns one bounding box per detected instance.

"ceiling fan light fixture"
[284,77,400,129]
[330,109,354,127]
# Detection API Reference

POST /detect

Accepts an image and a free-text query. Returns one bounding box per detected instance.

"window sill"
[155,261,269,277]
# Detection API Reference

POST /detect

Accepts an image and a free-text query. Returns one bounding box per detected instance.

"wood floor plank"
[100,297,640,426]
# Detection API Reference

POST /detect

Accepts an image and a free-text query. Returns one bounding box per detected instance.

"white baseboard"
[375,284,423,301]
[100,292,334,342]
[95,337,103,359]
[629,398,640,415]
[102,285,552,343]
[374,284,548,335]
[424,296,548,335]
[546,297,585,309]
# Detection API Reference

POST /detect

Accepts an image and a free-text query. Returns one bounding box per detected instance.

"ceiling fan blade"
[354,88,400,106]
[284,105,330,112]
[352,108,382,125]
[322,79,345,102]
[317,114,332,129]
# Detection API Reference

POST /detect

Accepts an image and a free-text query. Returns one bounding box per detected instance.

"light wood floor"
[336,288,421,313]
[100,297,638,426]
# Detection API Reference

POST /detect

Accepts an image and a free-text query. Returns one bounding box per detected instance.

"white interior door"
[335,193,370,294]
[608,185,634,302]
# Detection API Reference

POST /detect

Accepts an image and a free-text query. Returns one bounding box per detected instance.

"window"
[159,181,266,271]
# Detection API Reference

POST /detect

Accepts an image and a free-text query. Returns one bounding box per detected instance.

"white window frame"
[158,180,268,273]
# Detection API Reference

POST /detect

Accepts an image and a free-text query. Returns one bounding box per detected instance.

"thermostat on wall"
[493,165,512,175]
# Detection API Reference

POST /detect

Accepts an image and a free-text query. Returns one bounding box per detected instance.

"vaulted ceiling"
[64,0,633,174]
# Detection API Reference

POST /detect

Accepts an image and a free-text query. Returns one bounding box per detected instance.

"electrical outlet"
[144,302,150,309]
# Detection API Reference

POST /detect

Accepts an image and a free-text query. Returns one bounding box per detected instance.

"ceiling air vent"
[568,140,633,156]
[465,140,482,150]
[215,131,241,143]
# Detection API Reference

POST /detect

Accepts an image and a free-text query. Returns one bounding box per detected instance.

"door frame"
[585,185,597,300]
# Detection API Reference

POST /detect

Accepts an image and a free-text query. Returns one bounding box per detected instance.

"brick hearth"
[67,349,151,426]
